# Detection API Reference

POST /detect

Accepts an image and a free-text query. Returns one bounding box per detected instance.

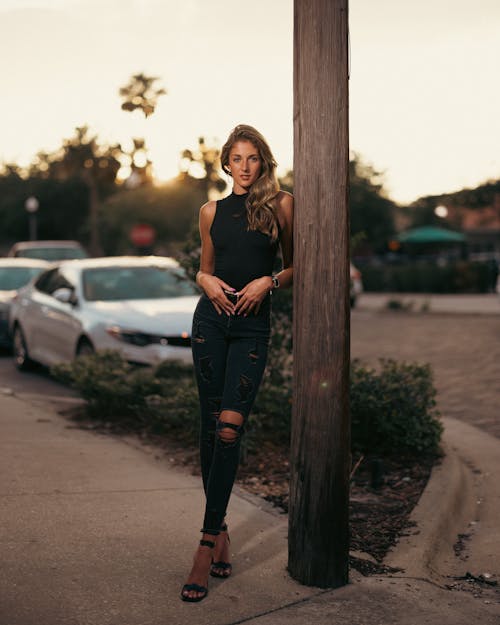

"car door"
[27,268,82,364]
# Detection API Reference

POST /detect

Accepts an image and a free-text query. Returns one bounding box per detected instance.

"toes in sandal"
[210,524,232,578]
[181,539,215,602]
[210,561,232,578]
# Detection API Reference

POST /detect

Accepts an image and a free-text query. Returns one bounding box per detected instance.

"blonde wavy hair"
[220,124,280,242]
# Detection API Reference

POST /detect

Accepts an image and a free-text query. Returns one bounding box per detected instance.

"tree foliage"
[98,181,206,256]
[179,137,227,199]
[408,179,500,229]
[277,158,397,254]
[0,126,121,249]
[349,156,396,254]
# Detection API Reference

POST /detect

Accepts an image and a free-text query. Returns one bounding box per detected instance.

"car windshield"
[17,247,87,260]
[82,266,199,301]
[0,267,44,290]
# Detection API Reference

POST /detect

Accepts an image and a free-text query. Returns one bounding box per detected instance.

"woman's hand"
[198,272,236,316]
[235,276,273,316]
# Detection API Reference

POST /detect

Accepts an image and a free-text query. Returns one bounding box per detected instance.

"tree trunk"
[84,170,102,257]
[288,0,350,588]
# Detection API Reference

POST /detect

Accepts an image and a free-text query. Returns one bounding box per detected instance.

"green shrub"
[350,359,442,455]
[52,352,199,438]
[53,351,442,457]
[361,260,491,293]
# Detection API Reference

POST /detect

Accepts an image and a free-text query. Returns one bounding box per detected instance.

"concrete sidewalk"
[0,392,499,625]
[356,292,500,315]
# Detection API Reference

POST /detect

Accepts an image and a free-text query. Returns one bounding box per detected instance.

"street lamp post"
[25,196,39,241]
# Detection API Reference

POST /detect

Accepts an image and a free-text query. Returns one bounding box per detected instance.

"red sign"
[130,224,156,247]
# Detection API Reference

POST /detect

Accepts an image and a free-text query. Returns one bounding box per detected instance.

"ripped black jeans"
[191,292,271,535]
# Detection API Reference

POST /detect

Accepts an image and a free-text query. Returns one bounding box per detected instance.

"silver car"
[9,256,200,369]
[7,239,88,261]
[0,258,50,348]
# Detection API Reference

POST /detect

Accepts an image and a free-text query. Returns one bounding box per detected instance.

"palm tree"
[119,73,166,187]
[119,73,166,118]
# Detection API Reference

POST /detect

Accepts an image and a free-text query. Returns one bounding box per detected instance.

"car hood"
[86,295,199,334]
[0,290,16,303]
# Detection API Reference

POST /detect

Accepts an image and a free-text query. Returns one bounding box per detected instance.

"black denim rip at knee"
[198,355,213,383]
[216,419,243,448]
[236,374,253,403]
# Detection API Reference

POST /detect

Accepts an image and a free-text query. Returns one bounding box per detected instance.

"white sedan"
[0,258,50,348]
[9,256,200,369]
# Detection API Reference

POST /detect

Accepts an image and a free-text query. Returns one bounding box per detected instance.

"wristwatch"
[271,275,280,290]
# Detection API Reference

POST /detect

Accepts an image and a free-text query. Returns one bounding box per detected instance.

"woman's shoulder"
[274,190,294,215]
[200,200,217,218]
[275,190,293,206]
[273,191,293,232]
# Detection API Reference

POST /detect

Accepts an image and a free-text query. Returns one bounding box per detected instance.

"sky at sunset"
[1,0,499,204]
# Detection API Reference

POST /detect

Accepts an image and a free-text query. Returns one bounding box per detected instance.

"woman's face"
[228,140,262,192]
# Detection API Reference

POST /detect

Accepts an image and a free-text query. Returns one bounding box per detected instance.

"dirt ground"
[351,310,500,439]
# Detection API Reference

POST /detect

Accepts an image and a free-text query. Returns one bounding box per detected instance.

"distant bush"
[360,260,491,293]
[53,350,442,457]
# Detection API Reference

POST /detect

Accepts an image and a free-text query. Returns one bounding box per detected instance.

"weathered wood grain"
[288,0,350,588]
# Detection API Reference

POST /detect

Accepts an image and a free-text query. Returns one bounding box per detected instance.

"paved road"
[0,349,78,403]
[351,309,500,438]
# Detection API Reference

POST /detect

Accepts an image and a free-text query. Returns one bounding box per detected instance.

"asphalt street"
[351,301,500,439]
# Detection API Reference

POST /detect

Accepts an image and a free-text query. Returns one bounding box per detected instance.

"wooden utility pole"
[288,0,350,588]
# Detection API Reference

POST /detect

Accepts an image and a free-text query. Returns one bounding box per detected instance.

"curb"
[384,433,477,580]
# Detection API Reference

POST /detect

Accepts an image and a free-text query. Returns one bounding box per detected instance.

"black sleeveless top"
[210,192,279,292]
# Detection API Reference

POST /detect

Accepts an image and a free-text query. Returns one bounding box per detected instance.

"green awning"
[396,226,465,244]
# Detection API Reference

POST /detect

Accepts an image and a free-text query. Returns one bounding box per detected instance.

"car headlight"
[106,326,191,347]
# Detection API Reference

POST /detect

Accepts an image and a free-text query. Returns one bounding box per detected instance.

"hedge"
[53,351,442,457]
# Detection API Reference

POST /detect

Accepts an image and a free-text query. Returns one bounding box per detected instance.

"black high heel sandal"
[180,539,215,603]
[210,524,232,578]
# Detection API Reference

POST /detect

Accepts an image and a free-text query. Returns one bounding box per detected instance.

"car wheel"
[13,325,34,371]
[76,338,95,358]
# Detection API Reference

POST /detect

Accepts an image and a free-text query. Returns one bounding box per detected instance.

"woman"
[181,124,293,602]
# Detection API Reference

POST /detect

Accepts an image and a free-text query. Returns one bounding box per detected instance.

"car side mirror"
[52,287,77,306]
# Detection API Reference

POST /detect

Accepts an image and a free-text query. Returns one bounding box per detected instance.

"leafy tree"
[408,179,500,230]
[41,126,121,190]
[349,155,396,254]
[0,173,90,247]
[45,126,121,254]
[123,137,154,187]
[277,158,397,254]
[98,181,206,256]
[0,127,121,251]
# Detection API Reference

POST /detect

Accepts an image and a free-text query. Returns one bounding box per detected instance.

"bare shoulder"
[200,200,217,218]
[275,191,293,228]
[275,190,294,209]
[199,200,217,227]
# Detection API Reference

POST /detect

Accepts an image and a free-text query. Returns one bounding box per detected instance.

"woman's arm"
[196,201,236,316]
[274,191,294,289]
[235,191,294,316]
